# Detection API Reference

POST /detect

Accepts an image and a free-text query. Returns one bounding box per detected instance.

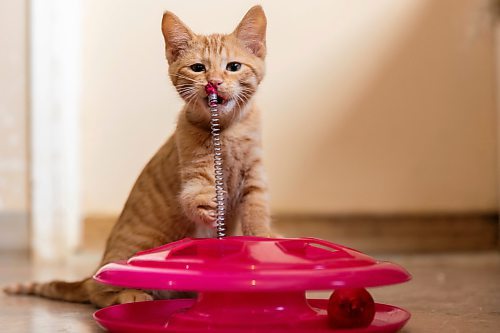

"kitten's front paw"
[257,231,283,238]
[180,189,217,226]
[193,203,217,226]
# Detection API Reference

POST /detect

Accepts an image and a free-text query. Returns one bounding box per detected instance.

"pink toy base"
[94,299,410,333]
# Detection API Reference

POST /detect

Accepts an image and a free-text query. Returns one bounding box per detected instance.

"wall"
[82,0,498,217]
[496,17,500,237]
[29,0,83,261]
[0,0,29,250]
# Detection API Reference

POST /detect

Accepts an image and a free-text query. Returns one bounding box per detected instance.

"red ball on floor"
[327,288,376,328]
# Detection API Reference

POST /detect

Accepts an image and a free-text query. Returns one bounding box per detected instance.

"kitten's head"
[162,6,266,127]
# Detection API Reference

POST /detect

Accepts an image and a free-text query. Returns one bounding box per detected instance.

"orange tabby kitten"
[5,5,275,308]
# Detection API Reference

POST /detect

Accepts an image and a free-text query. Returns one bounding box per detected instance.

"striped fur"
[4,6,275,308]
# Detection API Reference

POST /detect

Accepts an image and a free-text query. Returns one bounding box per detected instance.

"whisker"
[239,85,255,92]
[178,87,197,97]
[183,97,196,109]
[177,87,197,93]
[176,85,197,91]
[239,90,251,97]
[234,93,246,111]
[180,93,197,101]
[170,73,204,85]
[239,89,255,98]
[233,95,241,110]
[238,91,252,103]
[178,91,196,98]
[170,73,197,81]
[185,92,198,110]
[176,83,199,88]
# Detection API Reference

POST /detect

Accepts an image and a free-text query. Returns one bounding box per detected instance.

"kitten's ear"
[161,11,195,63]
[232,5,267,59]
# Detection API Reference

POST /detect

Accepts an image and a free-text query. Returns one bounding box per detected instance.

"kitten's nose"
[208,78,223,86]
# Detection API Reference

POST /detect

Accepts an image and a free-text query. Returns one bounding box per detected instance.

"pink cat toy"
[92,84,412,333]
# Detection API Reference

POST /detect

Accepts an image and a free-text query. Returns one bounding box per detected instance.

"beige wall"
[0,0,29,251]
[82,0,498,216]
[496,20,500,216]
[0,0,28,213]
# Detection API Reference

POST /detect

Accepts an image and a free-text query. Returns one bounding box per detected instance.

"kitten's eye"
[190,63,206,72]
[226,62,241,72]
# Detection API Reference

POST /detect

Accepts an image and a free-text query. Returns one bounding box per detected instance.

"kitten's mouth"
[204,95,229,106]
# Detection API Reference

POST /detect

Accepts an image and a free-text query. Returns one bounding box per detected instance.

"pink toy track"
[93,236,411,333]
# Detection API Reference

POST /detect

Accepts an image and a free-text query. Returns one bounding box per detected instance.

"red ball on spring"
[205,82,218,95]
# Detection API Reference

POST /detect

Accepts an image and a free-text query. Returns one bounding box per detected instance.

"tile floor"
[1,251,499,332]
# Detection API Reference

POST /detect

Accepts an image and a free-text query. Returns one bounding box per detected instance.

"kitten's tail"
[3,278,90,303]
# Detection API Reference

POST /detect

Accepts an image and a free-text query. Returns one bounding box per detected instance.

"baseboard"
[272,213,499,253]
[0,211,29,252]
[82,213,499,253]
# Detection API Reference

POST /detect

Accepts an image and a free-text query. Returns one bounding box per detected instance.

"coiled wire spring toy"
[205,83,226,239]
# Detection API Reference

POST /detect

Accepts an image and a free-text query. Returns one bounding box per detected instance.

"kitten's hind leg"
[88,280,152,308]
[116,289,154,304]
[150,290,197,300]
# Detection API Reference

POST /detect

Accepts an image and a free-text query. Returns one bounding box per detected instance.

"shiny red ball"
[327,288,376,328]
